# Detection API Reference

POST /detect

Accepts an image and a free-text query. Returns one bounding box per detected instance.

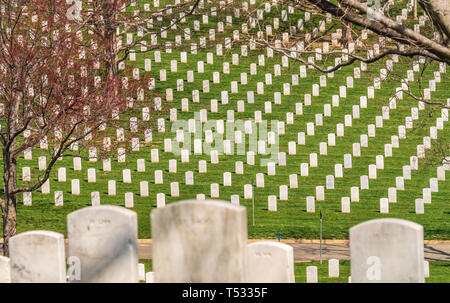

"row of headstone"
[0,200,428,283]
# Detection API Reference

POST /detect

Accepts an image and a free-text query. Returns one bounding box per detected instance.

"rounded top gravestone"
[151,200,247,283]
[67,205,138,283]
[9,230,66,283]
[0,256,11,283]
[350,218,424,283]
[246,241,295,283]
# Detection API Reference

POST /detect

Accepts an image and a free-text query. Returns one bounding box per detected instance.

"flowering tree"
[0,0,159,255]
[78,0,202,78]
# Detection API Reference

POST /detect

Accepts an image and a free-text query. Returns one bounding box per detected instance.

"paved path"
[2,239,448,262]
[8,240,440,262]
[126,241,450,261]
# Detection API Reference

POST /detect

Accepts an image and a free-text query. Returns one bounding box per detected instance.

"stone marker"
[169,159,177,173]
[108,180,116,196]
[0,256,11,283]
[125,192,134,208]
[424,261,429,278]
[9,231,66,282]
[430,178,438,192]
[231,195,240,206]
[268,195,277,211]
[73,157,82,171]
[244,184,253,199]
[289,174,298,188]
[91,192,100,207]
[415,199,424,214]
[171,182,180,197]
[328,259,339,277]
[256,173,264,188]
[123,169,131,183]
[279,185,288,201]
[138,263,145,281]
[380,198,389,213]
[315,186,324,201]
[335,164,343,178]
[55,191,63,206]
[361,175,369,190]
[341,197,351,213]
[57,167,66,182]
[306,266,318,283]
[103,158,111,172]
[87,168,96,183]
[155,170,163,184]
[39,156,47,171]
[369,165,377,179]
[388,188,397,203]
[396,177,405,190]
[423,188,431,204]
[209,183,219,198]
[157,193,166,208]
[246,242,294,283]
[145,272,154,283]
[137,159,146,172]
[326,175,334,189]
[306,196,315,213]
[23,191,32,206]
[151,200,247,282]
[351,187,359,202]
[350,218,424,283]
[68,205,139,282]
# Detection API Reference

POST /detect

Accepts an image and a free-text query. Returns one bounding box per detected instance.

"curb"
[5,239,450,245]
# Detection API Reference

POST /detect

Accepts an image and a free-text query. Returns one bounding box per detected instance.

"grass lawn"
[138,259,450,283]
[0,0,448,242]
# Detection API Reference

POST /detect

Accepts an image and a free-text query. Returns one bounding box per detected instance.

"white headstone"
[316,186,325,201]
[151,200,247,282]
[10,231,66,282]
[91,192,100,207]
[108,180,116,196]
[328,259,339,277]
[211,183,219,198]
[306,196,315,213]
[350,218,424,282]
[67,205,138,282]
[0,256,11,283]
[246,242,294,283]
[157,193,166,208]
[54,191,63,206]
[87,168,96,183]
[306,266,318,283]
[388,188,397,203]
[140,181,149,197]
[351,187,359,202]
[341,197,351,213]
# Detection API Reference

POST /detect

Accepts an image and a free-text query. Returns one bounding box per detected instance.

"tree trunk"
[338,1,353,48]
[2,151,17,257]
[339,21,353,48]
[2,74,21,257]
[102,0,119,80]
[419,0,450,47]
[104,27,118,80]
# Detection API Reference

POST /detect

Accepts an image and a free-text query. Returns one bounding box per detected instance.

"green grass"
[1,0,449,242]
[293,260,450,283]
[138,259,450,283]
